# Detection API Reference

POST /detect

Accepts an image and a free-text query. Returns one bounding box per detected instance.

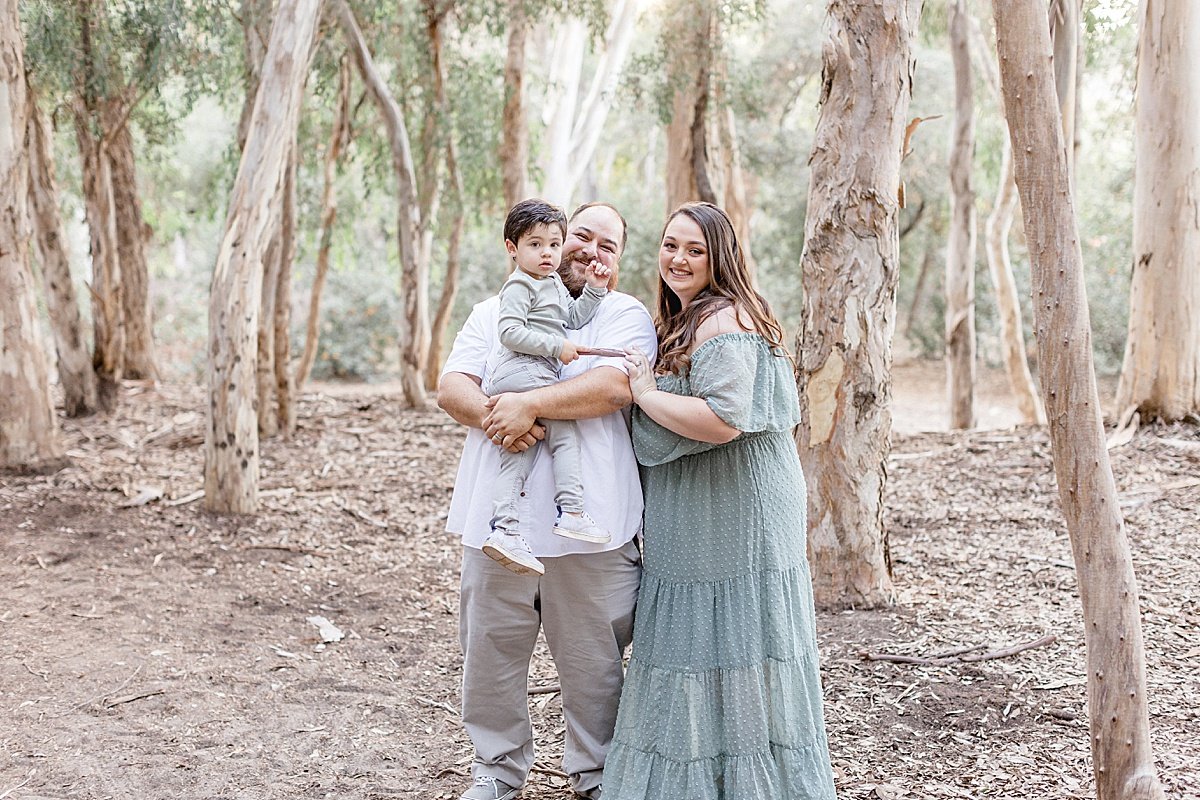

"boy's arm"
[563,285,607,330]
[483,297,657,440]
[498,276,564,359]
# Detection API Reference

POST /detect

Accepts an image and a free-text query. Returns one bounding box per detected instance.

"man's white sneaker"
[482,531,545,576]
[553,511,612,543]
[460,775,520,800]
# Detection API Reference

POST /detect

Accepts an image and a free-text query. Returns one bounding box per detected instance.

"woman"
[602,202,836,799]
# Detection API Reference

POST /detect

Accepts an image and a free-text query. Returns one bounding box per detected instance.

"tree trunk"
[665,0,719,212]
[500,0,528,210]
[1,7,66,472]
[426,142,465,391]
[1116,1,1200,421]
[1049,0,1081,181]
[945,0,976,429]
[542,19,586,208]
[993,4,1167,799]
[298,55,352,388]
[336,0,428,408]
[796,0,919,609]
[205,0,322,514]
[73,103,124,412]
[106,105,157,381]
[26,83,99,417]
[984,140,1045,424]
[257,199,282,437]
[273,149,298,437]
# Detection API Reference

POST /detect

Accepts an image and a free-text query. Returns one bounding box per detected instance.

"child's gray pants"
[483,352,584,532]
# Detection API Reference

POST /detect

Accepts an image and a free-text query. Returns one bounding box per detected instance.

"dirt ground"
[2,364,1198,800]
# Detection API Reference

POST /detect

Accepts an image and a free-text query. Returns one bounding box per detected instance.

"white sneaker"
[553,511,611,543]
[460,775,521,800]
[482,531,545,576]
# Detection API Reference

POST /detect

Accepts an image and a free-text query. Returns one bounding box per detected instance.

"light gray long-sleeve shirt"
[497,269,607,360]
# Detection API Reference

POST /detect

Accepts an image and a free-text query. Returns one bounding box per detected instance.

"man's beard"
[557,252,589,298]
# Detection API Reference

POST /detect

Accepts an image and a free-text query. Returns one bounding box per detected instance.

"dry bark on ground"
[1,382,1197,799]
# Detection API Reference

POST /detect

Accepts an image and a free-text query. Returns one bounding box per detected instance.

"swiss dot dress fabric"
[602,333,837,800]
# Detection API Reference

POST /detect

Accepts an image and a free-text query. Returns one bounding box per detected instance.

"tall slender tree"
[205,0,323,513]
[945,0,976,429]
[1,0,66,472]
[26,82,99,417]
[500,0,529,210]
[1116,1,1200,420]
[993,3,1166,797]
[795,0,920,609]
[336,0,429,408]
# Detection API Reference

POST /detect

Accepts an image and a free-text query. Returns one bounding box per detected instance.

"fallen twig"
[105,689,165,708]
[531,762,570,779]
[528,684,561,696]
[333,495,389,528]
[415,696,458,715]
[861,635,1056,667]
[62,664,142,714]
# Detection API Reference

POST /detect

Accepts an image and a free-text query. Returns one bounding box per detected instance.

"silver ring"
[493,434,502,443]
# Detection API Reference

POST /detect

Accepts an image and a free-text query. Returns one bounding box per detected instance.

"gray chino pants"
[459,540,641,794]
[483,352,585,531]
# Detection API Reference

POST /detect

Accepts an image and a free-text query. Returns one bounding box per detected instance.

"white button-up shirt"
[442,291,657,557]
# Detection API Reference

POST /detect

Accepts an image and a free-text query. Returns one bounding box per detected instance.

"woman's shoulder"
[692,305,756,349]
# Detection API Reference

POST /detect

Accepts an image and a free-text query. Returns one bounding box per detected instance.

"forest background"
[18,0,1136,388]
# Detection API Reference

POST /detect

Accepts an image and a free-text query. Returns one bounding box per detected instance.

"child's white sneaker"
[553,511,612,544]
[482,531,545,576]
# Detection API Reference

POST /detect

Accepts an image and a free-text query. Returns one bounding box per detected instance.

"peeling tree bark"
[26,83,99,417]
[1,4,66,472]
[665,0,718,212]
[205,0,322,514]
[106,105,157,381]
[1116,1,1200,421]
[945,0,976,430]
[337,0,428,408]
[796,0,919,609]
[993,3,1167,798]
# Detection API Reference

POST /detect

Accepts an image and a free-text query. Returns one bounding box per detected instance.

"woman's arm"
[630,306,753,444]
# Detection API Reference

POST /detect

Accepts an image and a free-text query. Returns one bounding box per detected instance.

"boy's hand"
[559,340,580,364]
[584,259,611,288]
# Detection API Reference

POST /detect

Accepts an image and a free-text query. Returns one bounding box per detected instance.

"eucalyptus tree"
[206,0,323,514]
[658,0,758,272]
[1117,1,1200,421]
[26,82,99,417]
[945,0,976,429]
[795,0,920,609]
[23,0,195,406]
[1,0,66,471]
[500,0,528,209]
[994,3,1167,797]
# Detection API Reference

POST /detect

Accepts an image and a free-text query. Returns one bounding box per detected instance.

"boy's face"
[506,222,563,279]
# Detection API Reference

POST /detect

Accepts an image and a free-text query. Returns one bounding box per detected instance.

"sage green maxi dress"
[602,333,836,800]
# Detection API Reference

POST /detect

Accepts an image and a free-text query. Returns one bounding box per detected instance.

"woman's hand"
[624,348,657,404]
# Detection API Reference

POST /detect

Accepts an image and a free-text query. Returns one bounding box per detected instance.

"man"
[437,202,656,800]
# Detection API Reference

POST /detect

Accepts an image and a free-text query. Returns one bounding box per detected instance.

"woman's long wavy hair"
[655,202,786,375]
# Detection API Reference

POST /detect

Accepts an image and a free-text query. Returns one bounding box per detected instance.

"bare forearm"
[437,372,488,429]
[636,391,739,444]
[526,366,632,421]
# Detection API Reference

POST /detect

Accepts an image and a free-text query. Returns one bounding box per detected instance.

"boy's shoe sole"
[552,524,612,544]
[482,541,545,576]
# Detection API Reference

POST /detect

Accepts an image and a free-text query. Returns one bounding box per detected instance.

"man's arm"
[483,365,632,441]
[438,371,545,452]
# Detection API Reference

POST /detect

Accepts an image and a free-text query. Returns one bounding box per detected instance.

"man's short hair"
[569,201,628,255]
[504,199,567,245]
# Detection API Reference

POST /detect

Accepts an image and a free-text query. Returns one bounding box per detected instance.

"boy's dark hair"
[504,199,567,245]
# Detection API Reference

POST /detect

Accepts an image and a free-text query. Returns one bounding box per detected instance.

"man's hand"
[484,392,540,442]
[559,340,581,365]
[500,423,546,453]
